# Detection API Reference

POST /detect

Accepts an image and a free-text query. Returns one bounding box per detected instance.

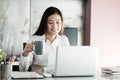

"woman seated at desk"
[19,6,70,75]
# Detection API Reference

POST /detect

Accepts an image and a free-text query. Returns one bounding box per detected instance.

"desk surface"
[11,71,120,80]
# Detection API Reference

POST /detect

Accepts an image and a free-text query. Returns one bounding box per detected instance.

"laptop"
[54,46,98,77]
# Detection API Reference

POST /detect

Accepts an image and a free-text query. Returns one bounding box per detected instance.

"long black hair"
[33,6,64,36]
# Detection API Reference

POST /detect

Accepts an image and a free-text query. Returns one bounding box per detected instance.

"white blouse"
[19,34,70,74]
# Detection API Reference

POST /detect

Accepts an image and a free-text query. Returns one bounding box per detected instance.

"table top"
[10,71,120,80]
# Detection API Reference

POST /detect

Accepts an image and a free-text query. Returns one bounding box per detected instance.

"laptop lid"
[54,46,98,77]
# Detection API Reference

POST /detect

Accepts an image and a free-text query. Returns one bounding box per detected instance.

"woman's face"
[46,13,62,35]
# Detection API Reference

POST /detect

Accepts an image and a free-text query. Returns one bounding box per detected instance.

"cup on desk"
[0,64,12,79]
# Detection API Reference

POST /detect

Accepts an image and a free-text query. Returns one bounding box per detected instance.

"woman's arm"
[19,51,34,71]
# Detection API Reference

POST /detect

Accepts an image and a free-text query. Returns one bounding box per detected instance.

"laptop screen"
[54,46,98,77]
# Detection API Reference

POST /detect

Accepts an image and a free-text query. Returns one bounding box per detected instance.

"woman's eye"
[57,22,61,24]
[48,22,53,24]
[56,22,59,24]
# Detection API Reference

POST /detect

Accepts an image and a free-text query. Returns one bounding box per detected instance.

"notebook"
[12,72,44,79]
[54,46,98,77]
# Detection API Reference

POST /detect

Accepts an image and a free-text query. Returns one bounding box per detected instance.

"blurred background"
[0,0,85,55]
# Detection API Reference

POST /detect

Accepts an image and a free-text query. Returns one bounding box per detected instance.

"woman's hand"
[32,64,44,74]
[23,42,34,57]
[7,56,16,64]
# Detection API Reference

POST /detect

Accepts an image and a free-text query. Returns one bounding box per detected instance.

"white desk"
[11,60,120,80]
[11,71,120,80]
[11,61,120,80]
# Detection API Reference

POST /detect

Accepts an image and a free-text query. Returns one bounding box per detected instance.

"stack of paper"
[101,66,120,74]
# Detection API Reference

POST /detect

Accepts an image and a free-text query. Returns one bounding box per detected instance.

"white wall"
[0,0,30,55]
[91,0,120,70]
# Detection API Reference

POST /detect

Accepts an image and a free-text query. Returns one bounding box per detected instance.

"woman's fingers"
[8,56,16,64]
[23,42,34,57]
[25,43,33,52]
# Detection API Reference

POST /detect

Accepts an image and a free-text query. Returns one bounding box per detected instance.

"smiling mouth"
[52,29,58,32]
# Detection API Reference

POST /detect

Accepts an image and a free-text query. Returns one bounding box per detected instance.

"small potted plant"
[0,48,7,79]
[0,48,6,64]
[0,48,16,79]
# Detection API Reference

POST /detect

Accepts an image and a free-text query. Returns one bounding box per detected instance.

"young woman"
[19,6,70,75]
